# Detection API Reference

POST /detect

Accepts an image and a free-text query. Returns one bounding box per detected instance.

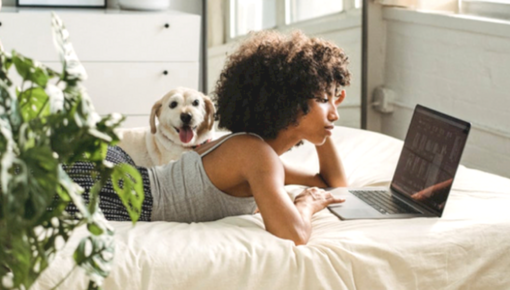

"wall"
[208,11,363,129]
[379,8,510,178]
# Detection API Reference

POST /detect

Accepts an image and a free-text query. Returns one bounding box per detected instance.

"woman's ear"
[335,90,346,106]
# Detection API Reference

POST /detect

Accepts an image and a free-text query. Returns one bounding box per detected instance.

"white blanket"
[33,127,510,290]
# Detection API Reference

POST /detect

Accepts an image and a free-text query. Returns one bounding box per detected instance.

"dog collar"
[190,138,212,149]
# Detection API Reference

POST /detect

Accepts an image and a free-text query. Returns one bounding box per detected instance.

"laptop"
[328,104,471,220]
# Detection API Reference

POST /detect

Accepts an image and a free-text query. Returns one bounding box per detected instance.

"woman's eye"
[169,101,178,109]
[316,98,329,103]
[192,100,199,106]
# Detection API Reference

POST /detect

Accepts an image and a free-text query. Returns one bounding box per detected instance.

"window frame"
[460,0,510,20]
[225,0,358,43]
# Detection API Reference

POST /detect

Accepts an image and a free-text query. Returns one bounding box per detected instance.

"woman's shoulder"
[217,133,278,161]
[223,133,272,156]
[229,135,283,172]
[196,132,273,160]
[200,132,283,185]
[226,132,265,143]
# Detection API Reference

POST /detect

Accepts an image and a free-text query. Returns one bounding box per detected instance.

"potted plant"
[0,13,144,290]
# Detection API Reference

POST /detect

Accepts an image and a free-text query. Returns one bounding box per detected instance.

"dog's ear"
[150,100,163,134]
[203,95,216,130]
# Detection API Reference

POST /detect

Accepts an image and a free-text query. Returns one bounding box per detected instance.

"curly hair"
[213,30,351,139]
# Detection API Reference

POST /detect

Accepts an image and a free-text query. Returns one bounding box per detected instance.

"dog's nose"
[180,112,192,124]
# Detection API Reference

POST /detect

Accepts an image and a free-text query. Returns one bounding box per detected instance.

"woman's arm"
[315,137,348,187]
[243,141,343,245]
[283,137,348,188]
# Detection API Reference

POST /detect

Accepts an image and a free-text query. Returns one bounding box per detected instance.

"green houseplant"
[0,13,144,290]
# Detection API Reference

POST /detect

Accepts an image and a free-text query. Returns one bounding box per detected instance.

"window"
[286,0,344,24]
[228,0,359,39]
[461,0,510,20]
[229,0,277,39]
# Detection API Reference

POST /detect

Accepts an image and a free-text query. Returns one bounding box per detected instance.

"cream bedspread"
[32,126,510,290]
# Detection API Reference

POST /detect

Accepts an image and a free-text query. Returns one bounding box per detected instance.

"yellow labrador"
[117,87,215,167]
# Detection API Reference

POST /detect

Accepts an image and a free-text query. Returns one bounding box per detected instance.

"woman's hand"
[294,187,345,215]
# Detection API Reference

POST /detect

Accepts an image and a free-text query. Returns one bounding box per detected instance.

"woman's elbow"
[271,227,310,245]
[287,228,310,246]
[292,237,308,246]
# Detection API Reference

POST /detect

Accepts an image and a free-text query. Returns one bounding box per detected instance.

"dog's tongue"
[179,126,194,143]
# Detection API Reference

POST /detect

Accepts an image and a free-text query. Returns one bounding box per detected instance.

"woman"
[65,30,351,245]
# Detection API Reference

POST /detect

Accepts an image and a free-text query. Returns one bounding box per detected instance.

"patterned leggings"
[62,146,153,221]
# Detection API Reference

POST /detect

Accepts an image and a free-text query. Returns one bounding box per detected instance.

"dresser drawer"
[81,62,199,115]
[0,10,200,62]
[6,61,199,117]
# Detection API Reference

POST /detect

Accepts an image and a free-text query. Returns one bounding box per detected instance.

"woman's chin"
[307,137,327,146]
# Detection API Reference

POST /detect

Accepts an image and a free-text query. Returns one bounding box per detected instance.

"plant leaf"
[20,146,59,222]
[30,67,50,88]
[11,51,50,88]
[57,165,88,218]
[12,51,31,80]
[111,164,144,223]
[51,12,88,83]
[74,215,114,289]
[45,83,64,114]
[0,79,23,131]
[0,50,14,86]
[1,12,134,290]
[18,87,50,121]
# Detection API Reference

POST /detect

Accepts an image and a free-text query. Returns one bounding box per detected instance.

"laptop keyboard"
[349,190,420,215]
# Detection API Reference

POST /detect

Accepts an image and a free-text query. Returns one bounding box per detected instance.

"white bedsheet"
[32,126,510,290]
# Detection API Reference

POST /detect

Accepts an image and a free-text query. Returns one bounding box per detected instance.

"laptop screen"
[391,105,470,215]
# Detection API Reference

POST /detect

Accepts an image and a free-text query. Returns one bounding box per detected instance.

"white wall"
[378,8,510,178]
[207,11,363,129]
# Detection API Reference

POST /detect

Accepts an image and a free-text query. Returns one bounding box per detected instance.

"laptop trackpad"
[328,206,381,220]
[327,188,384,220]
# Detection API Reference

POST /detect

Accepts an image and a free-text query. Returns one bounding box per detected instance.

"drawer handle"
[163,70,168,75]
[164,23,170,29]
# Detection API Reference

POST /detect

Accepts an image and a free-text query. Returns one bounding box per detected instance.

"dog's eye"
[169,101,178,109]
[192,100,200,107]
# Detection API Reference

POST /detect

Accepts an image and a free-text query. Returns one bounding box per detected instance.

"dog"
[117,87,215,167]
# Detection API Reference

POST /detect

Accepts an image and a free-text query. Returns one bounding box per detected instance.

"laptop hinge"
[390,187,440,215]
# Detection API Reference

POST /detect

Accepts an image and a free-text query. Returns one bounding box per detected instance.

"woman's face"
[295,87,345,145]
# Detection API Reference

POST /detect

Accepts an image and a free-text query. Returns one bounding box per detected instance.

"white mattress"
[32,126,510,290]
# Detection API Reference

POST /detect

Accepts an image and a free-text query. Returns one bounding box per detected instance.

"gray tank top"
[148,132,262,222]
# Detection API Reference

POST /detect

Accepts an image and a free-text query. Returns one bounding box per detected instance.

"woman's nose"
[328,105,339,122]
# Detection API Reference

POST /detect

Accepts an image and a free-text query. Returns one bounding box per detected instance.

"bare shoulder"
[200,133,284,195]
[213,134,282,175]
[225,134,276,159]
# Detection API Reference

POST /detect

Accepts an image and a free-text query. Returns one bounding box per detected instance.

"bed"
[31,126,510,290]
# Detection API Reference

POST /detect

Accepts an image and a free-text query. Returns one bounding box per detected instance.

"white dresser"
[0,7,201,127]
